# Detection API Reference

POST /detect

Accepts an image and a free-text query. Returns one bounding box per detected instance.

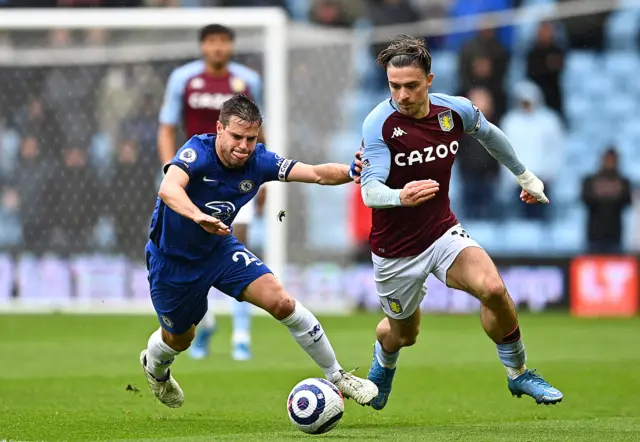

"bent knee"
[162,328,194,352]
[271,292,295,320]
[399,327,419,347]
[477,277,507,305]
[172,341,191,352]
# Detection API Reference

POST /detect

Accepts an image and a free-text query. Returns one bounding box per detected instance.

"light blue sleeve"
[164,136,210,179]
[429,93,489,136]
[159,61,205,126]
[360,101,402,208]
[474,123,526,175]
[229,62,263,110]
[431,93,526,176]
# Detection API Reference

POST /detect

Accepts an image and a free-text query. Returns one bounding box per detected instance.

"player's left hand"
[520,190,539,204]
[516,170,549,204]
[350,151,363,184]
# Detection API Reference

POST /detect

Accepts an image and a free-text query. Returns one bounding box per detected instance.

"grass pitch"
[1,312,639,441]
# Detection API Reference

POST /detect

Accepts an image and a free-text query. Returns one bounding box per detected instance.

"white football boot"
[139,350,184,408]
[331,369,379,405]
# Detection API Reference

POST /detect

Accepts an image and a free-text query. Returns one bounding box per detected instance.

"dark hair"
[604,147,618,158]
[376,34,432,74]
[219,93,263,127]
[199,24,235,42]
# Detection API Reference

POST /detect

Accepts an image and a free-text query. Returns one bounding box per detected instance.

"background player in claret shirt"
[157,23,264,361]
[141,93,378,408]
[358,35,563,409]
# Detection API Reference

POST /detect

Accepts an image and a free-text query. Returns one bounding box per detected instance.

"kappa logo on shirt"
[391,127,407,138]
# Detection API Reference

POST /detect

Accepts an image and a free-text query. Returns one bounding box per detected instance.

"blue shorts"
[145,237,272,334]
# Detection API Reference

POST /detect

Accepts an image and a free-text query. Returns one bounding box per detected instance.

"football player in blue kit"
[140,93,378,408]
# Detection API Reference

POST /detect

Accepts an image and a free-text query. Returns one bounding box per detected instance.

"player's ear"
[426,73,434,89]
[216,120,223,135]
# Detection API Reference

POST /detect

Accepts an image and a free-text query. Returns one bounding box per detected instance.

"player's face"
[387,65,433,118]
[216,116,260,168]
[201,34,234,69]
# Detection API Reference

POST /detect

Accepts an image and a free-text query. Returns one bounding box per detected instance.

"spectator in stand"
[526,21,565,121]
[309,0,366,28]
[2,137,54,254]
[455,87,501,220]
[558,0,609,51]
[13,97,60,158]
[458,26,509,121]
[581,148,633,254]
[119,92,160,169]
[445,0,513,52]
[500,80,565,220]
[49,147,100,256]
[368,0,421,89]
[110,138,157,259]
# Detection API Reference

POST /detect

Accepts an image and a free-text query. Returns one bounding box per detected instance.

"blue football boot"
[508,368,563,405]
[366,343,397,410]
[232,342,252,361]
[188,326,216,360]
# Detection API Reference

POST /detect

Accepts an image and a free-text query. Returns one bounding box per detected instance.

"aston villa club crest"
[387,297,403,315]
[438,110,454,132]
[230,77,246,93]
[190,77,205,90]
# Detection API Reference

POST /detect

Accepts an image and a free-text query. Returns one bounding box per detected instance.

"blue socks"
[232,300,251,345]
[375,341,399,369]
[496,326,527,379]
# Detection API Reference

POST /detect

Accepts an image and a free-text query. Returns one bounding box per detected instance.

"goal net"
[0,8,362,313]
[3,3,629,316]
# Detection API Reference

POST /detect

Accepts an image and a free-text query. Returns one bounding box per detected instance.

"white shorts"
[372,223,482,320]
[234,199,255,225]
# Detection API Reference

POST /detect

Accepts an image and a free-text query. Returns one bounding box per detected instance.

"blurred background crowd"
[0,0,638,266]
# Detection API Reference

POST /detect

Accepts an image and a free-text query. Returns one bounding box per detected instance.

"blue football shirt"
[149,134,296,260]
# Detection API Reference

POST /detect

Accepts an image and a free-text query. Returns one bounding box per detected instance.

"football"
[287,378,345,434]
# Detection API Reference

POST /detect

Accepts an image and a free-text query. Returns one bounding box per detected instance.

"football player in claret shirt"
[358,35,563,409]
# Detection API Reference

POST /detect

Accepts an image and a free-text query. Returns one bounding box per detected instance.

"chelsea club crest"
[238,180,255,193]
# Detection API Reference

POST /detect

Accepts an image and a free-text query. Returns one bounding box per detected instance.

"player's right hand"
[400,180,439,207]
[193,212,231,235]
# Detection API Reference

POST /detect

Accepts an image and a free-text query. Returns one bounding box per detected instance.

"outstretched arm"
[473,122,526,176]
[286,161,356,185]
[474,122,548,204]
[450,95,549,204]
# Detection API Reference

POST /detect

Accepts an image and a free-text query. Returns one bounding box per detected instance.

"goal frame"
[0,7,289,278]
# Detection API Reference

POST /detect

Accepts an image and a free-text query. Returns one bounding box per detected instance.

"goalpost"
[0,6,366,315]
[0,7,289,280]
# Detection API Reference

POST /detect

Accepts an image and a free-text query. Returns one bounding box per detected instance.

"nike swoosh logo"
[313,333,324,343]
[203,177,217,183]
